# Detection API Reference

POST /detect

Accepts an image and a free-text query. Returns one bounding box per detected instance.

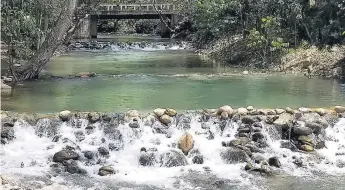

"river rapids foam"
[1,111,345,189]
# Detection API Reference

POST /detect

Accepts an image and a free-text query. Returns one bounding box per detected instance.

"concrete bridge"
[86,1,180,38]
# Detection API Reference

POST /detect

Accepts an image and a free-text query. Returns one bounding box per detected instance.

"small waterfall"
[70,41,191,52]
[1,111,345,189]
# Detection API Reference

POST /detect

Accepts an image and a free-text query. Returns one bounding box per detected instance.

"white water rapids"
[1,114,345,190]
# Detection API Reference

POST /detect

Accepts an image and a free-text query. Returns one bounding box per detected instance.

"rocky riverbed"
[1,106,345,189]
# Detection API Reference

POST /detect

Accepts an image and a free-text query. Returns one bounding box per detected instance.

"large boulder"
[268,157,281,168]
[293,126,313,136]
[166,108,177,117]
[160,114,172,125]
[237,107,248,115]
[315,108,327,116]
[154,108,166,117]
[178,132,194,155]
[241,116,260,124]
[59,110,71,121]
[305,122,324,135]
[300,144,313,152]
[273,113,293,129]
[160,150,188,167]
[220,147,249,164]
[218,105,233,115]
[98,166,116,176]
[335,106,345,113]
[275,108,286,114]
[53,150,79,163]
[125,110,139,121]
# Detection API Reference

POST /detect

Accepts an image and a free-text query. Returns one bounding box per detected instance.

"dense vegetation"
[1,0,345,81]
[189,0,345,67]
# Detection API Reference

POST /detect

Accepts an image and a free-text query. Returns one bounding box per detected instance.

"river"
[1,36,345,112]
[1,36,345,190]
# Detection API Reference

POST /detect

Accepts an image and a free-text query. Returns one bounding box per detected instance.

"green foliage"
[1,0,65,61]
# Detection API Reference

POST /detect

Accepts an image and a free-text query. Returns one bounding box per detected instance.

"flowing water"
[1,113,345,190]
[1,36,345,112]
[1,36,345,189]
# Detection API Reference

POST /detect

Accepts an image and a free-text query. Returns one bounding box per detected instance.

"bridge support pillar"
[90,15,98,38]
[160,15,171,38]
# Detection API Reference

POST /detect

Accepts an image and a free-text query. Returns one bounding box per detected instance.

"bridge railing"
[92,3,180,14]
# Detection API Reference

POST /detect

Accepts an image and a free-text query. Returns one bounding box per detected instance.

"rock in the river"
[299,107,312,113]
[218,105,233,116]
[298,135,312,143]
[315,108,327,116]
[126,110,139,119]
[66,160,87,174]
[305,122,324,135]
[98,166,116,176]
[139,152,156,166]
[166,108,177,117]
[59,110,71,121]
[160,150,188,167]
[243,70,249,75]
[285,107,295,114]
[160,114,172,125]
[53,150,79,163]
[1,127,15,141]
[242,116,259,124]
[192,155,204,164]
[300,144,313,152]
[258,109,276,115]
[178,132,194,155]
[221,147,249,164]
[87,112,100,123]
[268,157,281,168]
[334,106,345,113]
[154,108,166,117]
[245,162,253,170]
[247,106,254,111]
[129,120,140,128]
[237,107,248,115]
[275,108,286,114]
[293,126,313,136]
[76,72,96,78]
[84,151,94,159]
[98,147,109,156]
[220,111,229,120]
[252,132,265,142]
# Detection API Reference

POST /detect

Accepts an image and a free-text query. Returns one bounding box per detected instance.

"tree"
[1,0,103,81]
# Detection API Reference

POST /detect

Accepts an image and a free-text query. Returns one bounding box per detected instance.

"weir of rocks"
[1,106,345,189]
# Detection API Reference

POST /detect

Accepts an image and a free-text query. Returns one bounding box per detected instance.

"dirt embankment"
[280,46,345,79]
[198,36,345,79]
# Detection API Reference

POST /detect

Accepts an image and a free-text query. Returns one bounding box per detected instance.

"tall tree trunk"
[14,0,78,81]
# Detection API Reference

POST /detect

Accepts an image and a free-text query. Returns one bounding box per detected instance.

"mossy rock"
[298,135,312,143]
[300,144,313,152]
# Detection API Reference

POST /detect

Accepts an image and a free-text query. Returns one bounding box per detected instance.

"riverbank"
[197,35,345,80]
[1,106,345,189]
